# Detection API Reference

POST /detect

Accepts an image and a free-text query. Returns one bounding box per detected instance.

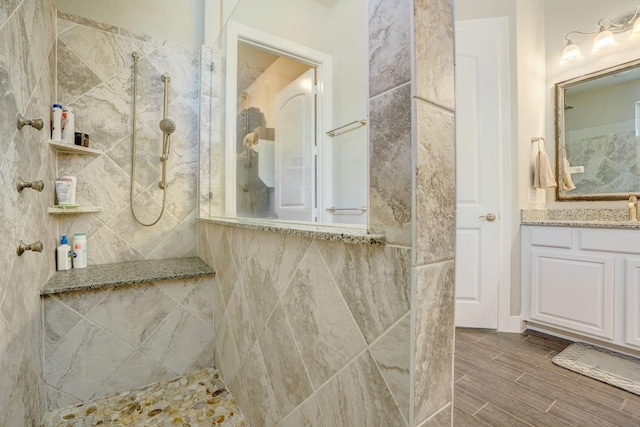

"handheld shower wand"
[130,53,177,226]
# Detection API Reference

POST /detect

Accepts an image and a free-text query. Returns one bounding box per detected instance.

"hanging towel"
[533,138,557,189]
[563,155,576,191]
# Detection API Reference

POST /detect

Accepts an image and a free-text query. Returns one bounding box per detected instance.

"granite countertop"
[42,257,215,295]
[198,217,386,245]
[520,208,640,230]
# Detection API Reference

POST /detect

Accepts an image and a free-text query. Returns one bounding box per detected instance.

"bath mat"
[553,342,640,395]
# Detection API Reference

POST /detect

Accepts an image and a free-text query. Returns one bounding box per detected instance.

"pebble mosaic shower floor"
[42,368,246,427]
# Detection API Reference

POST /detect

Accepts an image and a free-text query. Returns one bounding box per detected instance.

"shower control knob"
[17,240,43,256]
[479,213,496,222]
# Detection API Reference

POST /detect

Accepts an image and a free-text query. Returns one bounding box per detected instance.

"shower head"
[159,118,176,135]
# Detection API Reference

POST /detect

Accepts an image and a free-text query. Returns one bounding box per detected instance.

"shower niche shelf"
[48,206,103,215]
[49,140,102,155]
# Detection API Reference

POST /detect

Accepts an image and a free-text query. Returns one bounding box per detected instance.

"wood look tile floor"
[454,329,640,427]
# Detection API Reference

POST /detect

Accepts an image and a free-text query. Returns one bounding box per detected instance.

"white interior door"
[274,68,316,221]
[455,17,509,328]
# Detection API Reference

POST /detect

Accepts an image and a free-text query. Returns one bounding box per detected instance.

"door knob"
[479,213,496,222]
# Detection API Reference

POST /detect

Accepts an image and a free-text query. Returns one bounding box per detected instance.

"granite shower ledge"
[520,219,640,230]
[198,217,386,245]
[41,257,214,295]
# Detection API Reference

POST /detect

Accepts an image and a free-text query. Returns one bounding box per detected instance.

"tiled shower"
[0,0,455,425]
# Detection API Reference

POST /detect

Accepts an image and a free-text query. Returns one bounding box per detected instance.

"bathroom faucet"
[628,195,637,221]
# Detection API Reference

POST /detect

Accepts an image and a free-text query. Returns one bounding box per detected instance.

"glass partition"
[204,0,368,226]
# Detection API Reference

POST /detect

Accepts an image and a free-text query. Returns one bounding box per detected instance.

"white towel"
[533,138,557,189]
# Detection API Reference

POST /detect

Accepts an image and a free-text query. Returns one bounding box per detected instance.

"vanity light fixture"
[560,5,640,65]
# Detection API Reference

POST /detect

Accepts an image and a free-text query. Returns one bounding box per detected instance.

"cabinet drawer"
[530,249,615,340]
[531,227,572,248]
[581,229,640,254]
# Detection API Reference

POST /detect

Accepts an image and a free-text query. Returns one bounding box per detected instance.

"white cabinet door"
[530,249,615,340]
[625,258,640,348]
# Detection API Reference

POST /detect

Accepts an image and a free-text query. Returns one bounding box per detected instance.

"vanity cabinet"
[522,226,640,350]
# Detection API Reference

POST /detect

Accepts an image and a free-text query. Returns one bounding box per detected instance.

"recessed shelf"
[48,206,103,215]
[49,140,102,155]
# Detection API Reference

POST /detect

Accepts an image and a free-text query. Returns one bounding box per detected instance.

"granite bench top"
[41,257,215,296]
[198,217,385,245]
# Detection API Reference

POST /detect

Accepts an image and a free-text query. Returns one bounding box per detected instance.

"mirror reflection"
[556,59,640,200]
[215,0,368,225]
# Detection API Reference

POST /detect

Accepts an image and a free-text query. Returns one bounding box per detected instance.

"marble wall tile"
[258,304,313,417]
[415,100,455,265]
[46,318,134,401]
[139,304,211,375]
[42,295,83,352]
[58,24,152,83]
[414,0,454,109]
[317,240,411,343]
[215,230,240,305]
[369,83,412,246]
[316,350,407,426]
[417,404,452,427]
[239,254,279,333]
[413,260,455,425]
[369,313,411,421]
[215,309,241,383]
[0,0,56,424]
[92,351,175,399]
[281,242,367,389]
[85,226,145,265]
[154,277,197,302]
[108,191,181,256]
[240,341,281,427]
[85,283,176,347]
[256,231,311,295]
[0,312,24,425]
[181,277,214,326]
[179,277,214,325]
[55,16,200,265]
[5,353,43,427]
[107,125,162,191]
[0,0,21,25]
[277,395,327,427]
[188,340,215,372]
[226,278,257,359]
[57,39,102,105]
[45,386,81,412]
[369,0,411,98]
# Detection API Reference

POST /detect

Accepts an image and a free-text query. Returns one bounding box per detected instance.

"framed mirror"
[556,58,640,201]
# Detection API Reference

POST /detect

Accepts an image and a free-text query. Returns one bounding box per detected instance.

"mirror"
[210,0,368,226]
[556,58,640,200]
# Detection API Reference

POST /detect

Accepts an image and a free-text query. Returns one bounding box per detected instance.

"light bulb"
[592,29,618,54]
[560,41,583,66]
[630,17,640,40]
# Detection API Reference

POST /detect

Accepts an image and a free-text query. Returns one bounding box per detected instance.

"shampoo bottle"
[72,233,87,269]
[61,108,75,145]
[56,235,72,271]
[51,104,62,141]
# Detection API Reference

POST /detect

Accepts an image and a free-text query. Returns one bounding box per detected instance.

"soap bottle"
[56,235,72,271]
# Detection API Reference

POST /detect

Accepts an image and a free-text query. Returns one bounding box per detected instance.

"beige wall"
[55,0,205,48]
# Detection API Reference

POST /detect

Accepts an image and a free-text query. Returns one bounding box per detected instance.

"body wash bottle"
[56,235,72,271]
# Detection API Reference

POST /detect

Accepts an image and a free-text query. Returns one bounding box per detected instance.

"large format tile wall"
[0,0,57,425]
[198,224,412,426]
[42,277,215,410]
[412,0,456,425]
[199,0,456,425]
[55,12,201,265]
[370,0,455,424]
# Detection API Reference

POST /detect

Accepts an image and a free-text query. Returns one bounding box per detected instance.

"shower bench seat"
[40,257,216,411]
[41,257,214,295]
